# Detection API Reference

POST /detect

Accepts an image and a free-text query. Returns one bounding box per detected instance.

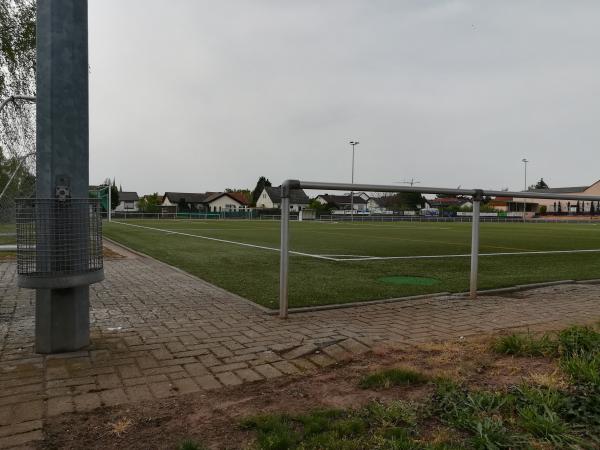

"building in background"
[256,186,310,212]
[114,191,139,212]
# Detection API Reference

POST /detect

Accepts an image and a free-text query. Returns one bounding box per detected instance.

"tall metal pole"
[108,184,111,222]
[522,158,528,222]
[279,194,290,318]
[349,141,359,221]
[35,0,90,353]
[469,192,482,298]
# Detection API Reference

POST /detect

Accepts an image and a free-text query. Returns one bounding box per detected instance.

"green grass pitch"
[103,219,600,310]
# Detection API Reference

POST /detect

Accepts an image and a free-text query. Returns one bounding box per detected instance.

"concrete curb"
[263,292,452,316]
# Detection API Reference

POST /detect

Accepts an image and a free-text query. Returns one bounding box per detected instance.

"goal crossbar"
[278,179,600,318]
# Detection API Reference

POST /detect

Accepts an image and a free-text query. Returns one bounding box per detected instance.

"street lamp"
[522,158,528,222]
[349,141,359,221]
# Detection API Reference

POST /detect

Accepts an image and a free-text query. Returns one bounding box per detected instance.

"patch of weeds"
[512,384,565,412]
[363,400,420,428]
[468,416,524,449]
[360,367,429,389]
[432,381,529,449]
[557,325,600,358]
[561,383,600,442]
[241,414,300,450]
[492,332,557,357]
[517,405,578,447]
[561,353,600,386]
[243,401,440,450]
[177,440,206,450]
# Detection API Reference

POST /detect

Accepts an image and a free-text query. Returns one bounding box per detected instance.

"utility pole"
[522,158,528,222]
[349,141,359,221]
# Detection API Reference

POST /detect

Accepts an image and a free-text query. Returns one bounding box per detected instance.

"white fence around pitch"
[277,180,600,318]
[315,215,600,224]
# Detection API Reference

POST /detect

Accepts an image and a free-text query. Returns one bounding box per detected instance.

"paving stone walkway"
[1,246,599,448]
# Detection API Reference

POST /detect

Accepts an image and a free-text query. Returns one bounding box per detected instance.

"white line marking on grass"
[329,248,600,262]
[111,221,338,261]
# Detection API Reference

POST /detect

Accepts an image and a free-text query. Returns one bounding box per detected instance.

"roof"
[164,191,247,205]
[317,194,368,205]
[265,186,310,204]
[226,192,249,205]
[163,192,210,204]
[429,197,469,205]
[528,186,588,194]
[119,191,139,201]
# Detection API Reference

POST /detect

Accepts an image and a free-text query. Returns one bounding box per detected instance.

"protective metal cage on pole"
[278,180,600,318]
[15,197,104,289]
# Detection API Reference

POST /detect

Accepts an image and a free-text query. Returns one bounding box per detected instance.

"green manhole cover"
[379,276,439,286]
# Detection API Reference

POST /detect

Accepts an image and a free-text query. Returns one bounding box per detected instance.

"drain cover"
[379,276,439,286]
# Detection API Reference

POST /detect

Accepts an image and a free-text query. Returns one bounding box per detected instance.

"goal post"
[278,179,600,318]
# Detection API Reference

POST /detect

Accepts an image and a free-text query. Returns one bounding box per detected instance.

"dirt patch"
[40,333,563,450]
[103,246,126,259]
[0,252,15,261]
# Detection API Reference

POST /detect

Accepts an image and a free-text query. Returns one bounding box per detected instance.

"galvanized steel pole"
[349,141,359,221]
[279,187,291,318]
[35,0,91,353]
[469,191,482,298]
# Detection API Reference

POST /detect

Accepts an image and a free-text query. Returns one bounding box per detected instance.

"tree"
[0,0,37,157]
[533,178,549,189]
[382,192,425,211]
[110,179,119,210]
[309,198,333,213]
[557,202,562,213]
[591,202,595,216]
[251,176,271,206]
[138,193,160,213]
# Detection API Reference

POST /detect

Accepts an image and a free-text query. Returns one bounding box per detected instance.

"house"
[256,186,310,212]
[204,192,248,212]
[367,196,388,214]
[428,196,472,209]
[162,191,248,212]
[114,191,139,212]
[315,194,368,212]
[510,180,600,213]
[487,196,512,212]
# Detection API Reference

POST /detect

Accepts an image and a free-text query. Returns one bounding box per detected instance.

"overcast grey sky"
[88,0,600,195]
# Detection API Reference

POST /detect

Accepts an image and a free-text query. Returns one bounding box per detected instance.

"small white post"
[470,192,482,298]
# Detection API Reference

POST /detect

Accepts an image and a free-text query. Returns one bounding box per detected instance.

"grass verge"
[180,323,600,449]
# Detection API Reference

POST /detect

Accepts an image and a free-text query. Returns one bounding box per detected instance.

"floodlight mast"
[522,158,529,222]
[349,141,359,220]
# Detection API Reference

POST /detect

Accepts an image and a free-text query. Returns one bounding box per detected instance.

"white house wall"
[256,188,276,208]
[207,195,245,212]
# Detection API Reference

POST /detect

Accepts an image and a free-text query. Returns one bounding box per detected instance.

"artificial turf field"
[101,219,600,310]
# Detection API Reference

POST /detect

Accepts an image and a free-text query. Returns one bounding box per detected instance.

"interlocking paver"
[2,245,600,447]
[47,396,74,417]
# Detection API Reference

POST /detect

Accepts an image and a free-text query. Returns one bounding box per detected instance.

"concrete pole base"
[35,287,90,353]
